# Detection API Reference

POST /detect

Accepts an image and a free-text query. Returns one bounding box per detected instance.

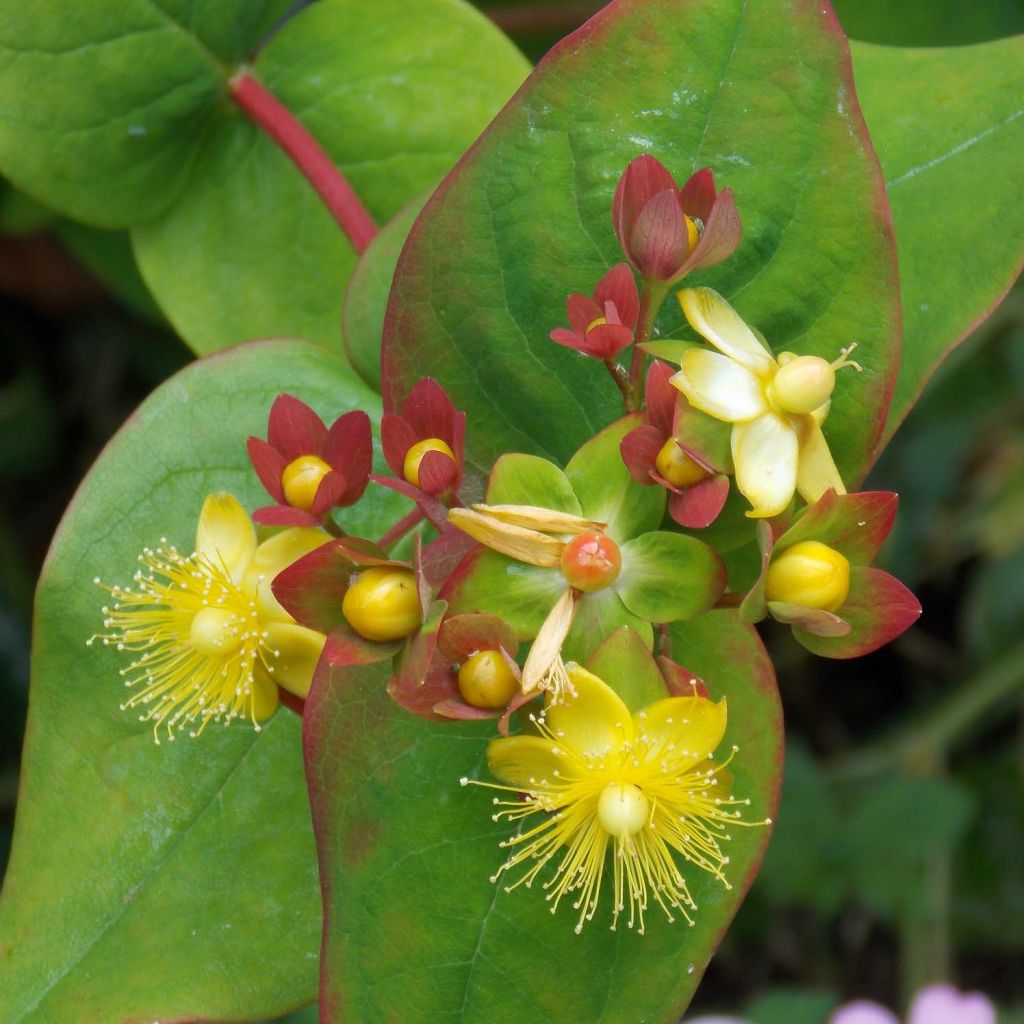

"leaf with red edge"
[382,0,899,486]
[775,489,897,565]
[792,565,922,659]
[305,607,780,1023]
[657,655,708,698]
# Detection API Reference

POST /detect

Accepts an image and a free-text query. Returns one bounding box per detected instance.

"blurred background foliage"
[0,1,1021,1022]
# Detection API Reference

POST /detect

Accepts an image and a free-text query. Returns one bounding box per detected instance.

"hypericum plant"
[2,1,1021,1022]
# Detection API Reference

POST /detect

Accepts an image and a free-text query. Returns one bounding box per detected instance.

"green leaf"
[0,341,402,1023]
[308,608,780,1023]
[616,531,725,623]
[486,453,581,513]
[565,417,665,540]
[833,0,1024,46]
[563,586,653,665]
[585,627,668,712]
[849,37,1024,445]
[745,987,839,1024]
[343,194,429,391]
[0,0,291,226]
[134,0,528,359]
[382,0,900,485]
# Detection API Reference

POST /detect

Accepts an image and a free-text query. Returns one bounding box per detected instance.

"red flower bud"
[550,263,639,360]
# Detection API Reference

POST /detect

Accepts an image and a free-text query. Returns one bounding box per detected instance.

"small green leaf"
[486,453,581,514]
[616,531,726,623]
[563,587,653,665]
[585,627,668,712]
[566,416,665,540]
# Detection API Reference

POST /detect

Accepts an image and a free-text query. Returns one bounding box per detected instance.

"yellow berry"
[282,455,332,511]
[765,540,850,612]
[342,567,422,642]
[457,650,520,709]
[655,438,710,488]
[560,532,622,592]
[403,437,456,488]
[684,214,700,254]
[769,355,836,415]
[597,782,650,836]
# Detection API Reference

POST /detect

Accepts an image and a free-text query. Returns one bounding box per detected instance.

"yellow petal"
[636,696,727,772]
[732,412,799,518]
[474,504,606,535]
[262,620,326,699]
[521,588,578,694]
[448,508,564,568]
[247,526,331,621]
[195,492,257,584]
[678,287,776,377]
[487,734,566,793]
[541,664,634,757]
[251,665,281,722]
[673,350,767,423]
[796,419,846,505]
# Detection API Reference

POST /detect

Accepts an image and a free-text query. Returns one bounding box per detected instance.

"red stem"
[229,69,378,253]
[377,506,426,550]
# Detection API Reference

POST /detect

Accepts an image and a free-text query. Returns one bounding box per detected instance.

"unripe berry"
[457,649,519,709]
[765,540,850,612]
[655,438,710,488]
[282,455,332,511]
[560,532,622,592]
[597,782,650,836]
[769,355,836,415]
[342,567,422,642]
[403,437,456,488]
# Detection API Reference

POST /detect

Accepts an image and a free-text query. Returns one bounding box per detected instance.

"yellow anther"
[655,438,710,488]
[457,650,520,709]
[403,437,456,488]
[282,455,331,511]
[342,567,422,642]
[765,539,850,612]
[586,316,609,334]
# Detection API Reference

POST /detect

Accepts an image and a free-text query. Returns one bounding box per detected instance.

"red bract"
[620,360,730,529]
[247,394,371,527]
[379,378,466,508]
[389,609,531,732]
[739,490,922,659]
[612,155,741,283]
[550,262,639,360]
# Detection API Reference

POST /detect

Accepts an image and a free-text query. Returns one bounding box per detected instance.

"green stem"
[827,637,1024,783]
[626,280,669,409]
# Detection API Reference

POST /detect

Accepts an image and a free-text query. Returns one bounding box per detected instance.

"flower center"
[403,437,456,488]
[597,782,650,836]
[457,649,519,709]
[768,345,862,416]
[189,606,244,656]
[765,539,850,612]
[342,567,422,642]
[282,455,331,511]
[560,531,622,592]
[655,438,709,488]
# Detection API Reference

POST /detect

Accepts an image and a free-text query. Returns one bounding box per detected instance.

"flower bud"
[342,567,422,642]
[403,437,456,489]
[281,455,332,511]
[765,540,850,612]
[655,438,709,488]
[560,532,622,592]
[457,649,520,709]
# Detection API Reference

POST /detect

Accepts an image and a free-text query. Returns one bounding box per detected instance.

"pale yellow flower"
[91,492,327,743]
[672,288,859,518]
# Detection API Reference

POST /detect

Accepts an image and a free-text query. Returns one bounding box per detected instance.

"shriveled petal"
[678,287,775,377]
[521,588,577,693]
[733,412,799,518]
[474,503,605,535]
[195,492,257,584]
[448,508,564,568]
[796,419,846,506]
[249,526,330,621]
[486,734,566,793]
[636,695,727,771]
[674,350,767,423]
[542,663,634,757]
[263,620,327,700]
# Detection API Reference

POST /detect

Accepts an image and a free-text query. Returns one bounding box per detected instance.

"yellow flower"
[90,492,328,743]
[671,288,860,518]
[462,664,765,934]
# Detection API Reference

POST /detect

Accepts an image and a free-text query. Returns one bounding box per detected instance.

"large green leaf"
[0,0,291,226]
[307,609,781,1023]
[0,341,403,1023]
[382,0,900,485]
[849,37,1024,444]
[134,0,528,358]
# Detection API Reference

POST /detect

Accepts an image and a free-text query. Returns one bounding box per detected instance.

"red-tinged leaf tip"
[645,359,678,433]
[679,187,742,279]
[620,423,663,484]
[793,566,922,659]
[380,412,417,477]
[630,188,689,280]
[416,448,459,496]
[679,167,717,222]
[657,655,709,698]
[252,504,320,527]
[438,612,519,662]
[777,489,899,566]
[595,262,640,329]
[267,393,328,460]
[323,410,373,497]
[668,474,730,529]
[309,470,349,517]
[247,435,287,503]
